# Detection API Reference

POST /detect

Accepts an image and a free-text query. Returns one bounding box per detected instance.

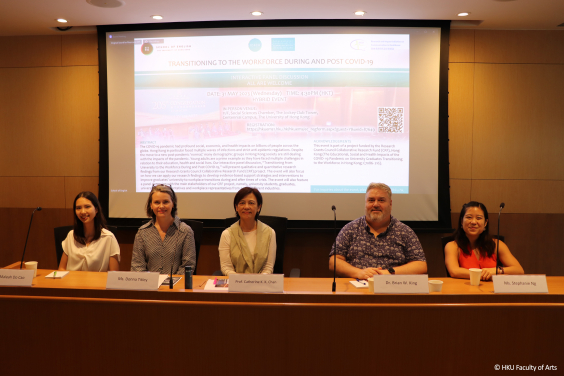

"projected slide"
[133,34,409,193]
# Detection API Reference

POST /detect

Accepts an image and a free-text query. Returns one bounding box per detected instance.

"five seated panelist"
[59,191,120,272]
[131,184,196,275]
[329,182,427,279]
[218,187,276,275]
[444,201,524,281]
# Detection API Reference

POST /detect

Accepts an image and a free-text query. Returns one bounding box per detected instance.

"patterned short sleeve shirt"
[329,216,426,269]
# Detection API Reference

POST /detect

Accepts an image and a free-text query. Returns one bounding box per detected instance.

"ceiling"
[1,0,563,36]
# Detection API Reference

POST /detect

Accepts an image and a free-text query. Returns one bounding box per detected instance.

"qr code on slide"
[378,107,404,133]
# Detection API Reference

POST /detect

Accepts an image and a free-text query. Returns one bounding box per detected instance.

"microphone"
[20,207,42,269]
[331,205,337,292]
[496,203,505,275]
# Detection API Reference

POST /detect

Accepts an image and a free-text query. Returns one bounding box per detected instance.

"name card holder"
[492,275,548,293]
[228,274,284,293]
[372,274,429,294]
[106,271,161,290]
[0,269,35,287]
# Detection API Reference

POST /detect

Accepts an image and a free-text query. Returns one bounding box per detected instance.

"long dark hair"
[73,191,107,245]
[234,187,262,220]
[454,201,496,257]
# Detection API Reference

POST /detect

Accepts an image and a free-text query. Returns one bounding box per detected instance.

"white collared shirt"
[62,229,120,272]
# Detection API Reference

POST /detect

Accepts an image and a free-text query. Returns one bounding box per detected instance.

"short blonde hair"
[366,183,392,199]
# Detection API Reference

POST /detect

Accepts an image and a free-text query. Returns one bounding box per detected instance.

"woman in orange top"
[445,201,524,281]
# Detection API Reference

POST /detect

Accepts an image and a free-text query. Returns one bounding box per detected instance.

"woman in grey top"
[130,184,196,275]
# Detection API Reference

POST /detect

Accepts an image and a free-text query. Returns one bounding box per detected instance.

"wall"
[1,30,562,276]
[448,30,564,276]
[0,34,99,269]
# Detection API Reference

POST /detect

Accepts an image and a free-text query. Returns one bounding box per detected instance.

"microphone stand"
[170,233,180,289]
[169,226,184,289]
[332,206,337,292]
[170,265,174,289]
[496,203,505,275]
[20,207,42,269]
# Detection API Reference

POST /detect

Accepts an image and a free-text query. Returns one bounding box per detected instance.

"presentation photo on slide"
[133,33,410,194]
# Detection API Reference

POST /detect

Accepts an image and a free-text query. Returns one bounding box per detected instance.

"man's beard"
[367,210,384,222]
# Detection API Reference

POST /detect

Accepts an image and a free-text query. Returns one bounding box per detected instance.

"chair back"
[54,225,118,266]
[181,219,204,274]
[54,226,73,265]
[441,234,505,278]
[225,216,287,275]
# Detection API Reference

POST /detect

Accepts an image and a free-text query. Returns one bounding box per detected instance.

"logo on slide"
[271,38,295,51]
[248,38,262,52]
[350,39,367,51]
[141,42,154,55]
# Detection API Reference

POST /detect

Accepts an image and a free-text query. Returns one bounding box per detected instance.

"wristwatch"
[387,267,396,274]
[498,266,505,274]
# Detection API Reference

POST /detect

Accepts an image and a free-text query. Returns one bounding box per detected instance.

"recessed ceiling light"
[152,15,163,20]
[56,19,68,23]
[251,11,262,16]
[355,11,366,16]
[458,12,470,17]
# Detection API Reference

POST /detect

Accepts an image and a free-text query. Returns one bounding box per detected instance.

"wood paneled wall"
[1,31,563,276]
[447,29,564,276]
[448,30,564,212]
[0,34,99,268]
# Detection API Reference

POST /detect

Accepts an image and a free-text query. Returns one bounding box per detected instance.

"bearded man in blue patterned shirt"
[329,183,427,279]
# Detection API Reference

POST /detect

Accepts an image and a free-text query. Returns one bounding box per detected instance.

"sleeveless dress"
[458,247,497,269]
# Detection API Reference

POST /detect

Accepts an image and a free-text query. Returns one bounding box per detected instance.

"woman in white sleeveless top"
[58,191,120,272]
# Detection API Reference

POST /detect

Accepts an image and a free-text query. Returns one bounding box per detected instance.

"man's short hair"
[366,183,392,199]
